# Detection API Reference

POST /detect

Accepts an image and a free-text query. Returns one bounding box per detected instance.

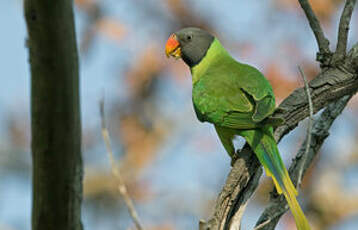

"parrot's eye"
[186,34,192,41]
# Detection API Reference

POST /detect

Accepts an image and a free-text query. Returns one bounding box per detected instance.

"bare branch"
[298,0,331,60]
[199,148,263,230]
[335,0,357,58]
[225,160,263,230]
[253,219,270,230]
[100,99,144,230]
[253,211,285,230]
[297,66,314,187]
[273,56,358,141]
[255,95,352,230]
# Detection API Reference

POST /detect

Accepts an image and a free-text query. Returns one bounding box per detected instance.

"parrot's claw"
[274,107,289,114]
[264,117,285,127]
[230,153,239,167]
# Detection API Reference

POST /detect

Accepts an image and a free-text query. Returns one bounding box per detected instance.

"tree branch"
[298,0,331,63]
[24,0,83,229]
[273,51,358,141]
[100,99,144,230]
[255,94,353,230]
[199,148,263,230]
[335,0,357,58]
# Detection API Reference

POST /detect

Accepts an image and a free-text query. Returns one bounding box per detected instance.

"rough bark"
[24,0,83,229]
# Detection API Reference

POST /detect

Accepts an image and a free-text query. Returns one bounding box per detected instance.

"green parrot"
[165,27,310,230]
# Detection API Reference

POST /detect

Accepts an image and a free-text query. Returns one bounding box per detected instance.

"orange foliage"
[95,18,126,43]
[83,168,152,201]
[263,63,299,102]
[274,0,343,22]
[75,0,95,9]
[119,115,165,176]
[126,45,166,98]
[7,114,29,149]
[310,171,358,229]
[147,224,175,230]
[163,0,212,29]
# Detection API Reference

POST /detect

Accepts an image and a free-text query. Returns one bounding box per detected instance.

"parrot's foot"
[230,153,239,167]
[274,106,288,113]
[264,116,285,127]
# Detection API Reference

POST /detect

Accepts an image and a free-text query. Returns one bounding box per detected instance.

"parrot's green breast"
[191,39,276,126]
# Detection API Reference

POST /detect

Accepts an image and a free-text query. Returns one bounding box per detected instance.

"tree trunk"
[24,0,83,229]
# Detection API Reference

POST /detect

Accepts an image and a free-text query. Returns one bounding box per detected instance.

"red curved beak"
[165,33,181,58]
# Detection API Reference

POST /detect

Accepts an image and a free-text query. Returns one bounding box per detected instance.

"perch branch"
[100,99,144,230]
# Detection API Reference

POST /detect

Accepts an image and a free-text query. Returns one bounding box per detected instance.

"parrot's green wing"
[192,65,257,129]
[192,50,276,128]
[236,63,276,122]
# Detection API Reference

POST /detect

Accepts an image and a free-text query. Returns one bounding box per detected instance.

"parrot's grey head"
[165,27,214,67]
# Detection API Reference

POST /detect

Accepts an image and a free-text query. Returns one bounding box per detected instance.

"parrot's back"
[191,39,276,127]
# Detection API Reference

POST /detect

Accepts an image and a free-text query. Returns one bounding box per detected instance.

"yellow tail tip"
[284,185,311,230]
[268,169,310,229]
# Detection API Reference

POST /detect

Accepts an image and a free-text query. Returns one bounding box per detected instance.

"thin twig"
[335,0,357,57]
[298,0,330,55]
[253,218,270,230]
[253,210,286,230]
[100,99,144,230]
[297,66,313,188]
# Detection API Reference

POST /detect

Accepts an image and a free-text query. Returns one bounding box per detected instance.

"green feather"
[239,127,310,230]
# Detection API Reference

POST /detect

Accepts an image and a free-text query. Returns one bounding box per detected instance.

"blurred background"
[1,0,358,229]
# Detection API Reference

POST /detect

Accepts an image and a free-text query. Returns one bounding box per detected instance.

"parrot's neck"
[190,39,231,84]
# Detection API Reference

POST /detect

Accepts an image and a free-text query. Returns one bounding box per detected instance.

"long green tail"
[239,127,310,230]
